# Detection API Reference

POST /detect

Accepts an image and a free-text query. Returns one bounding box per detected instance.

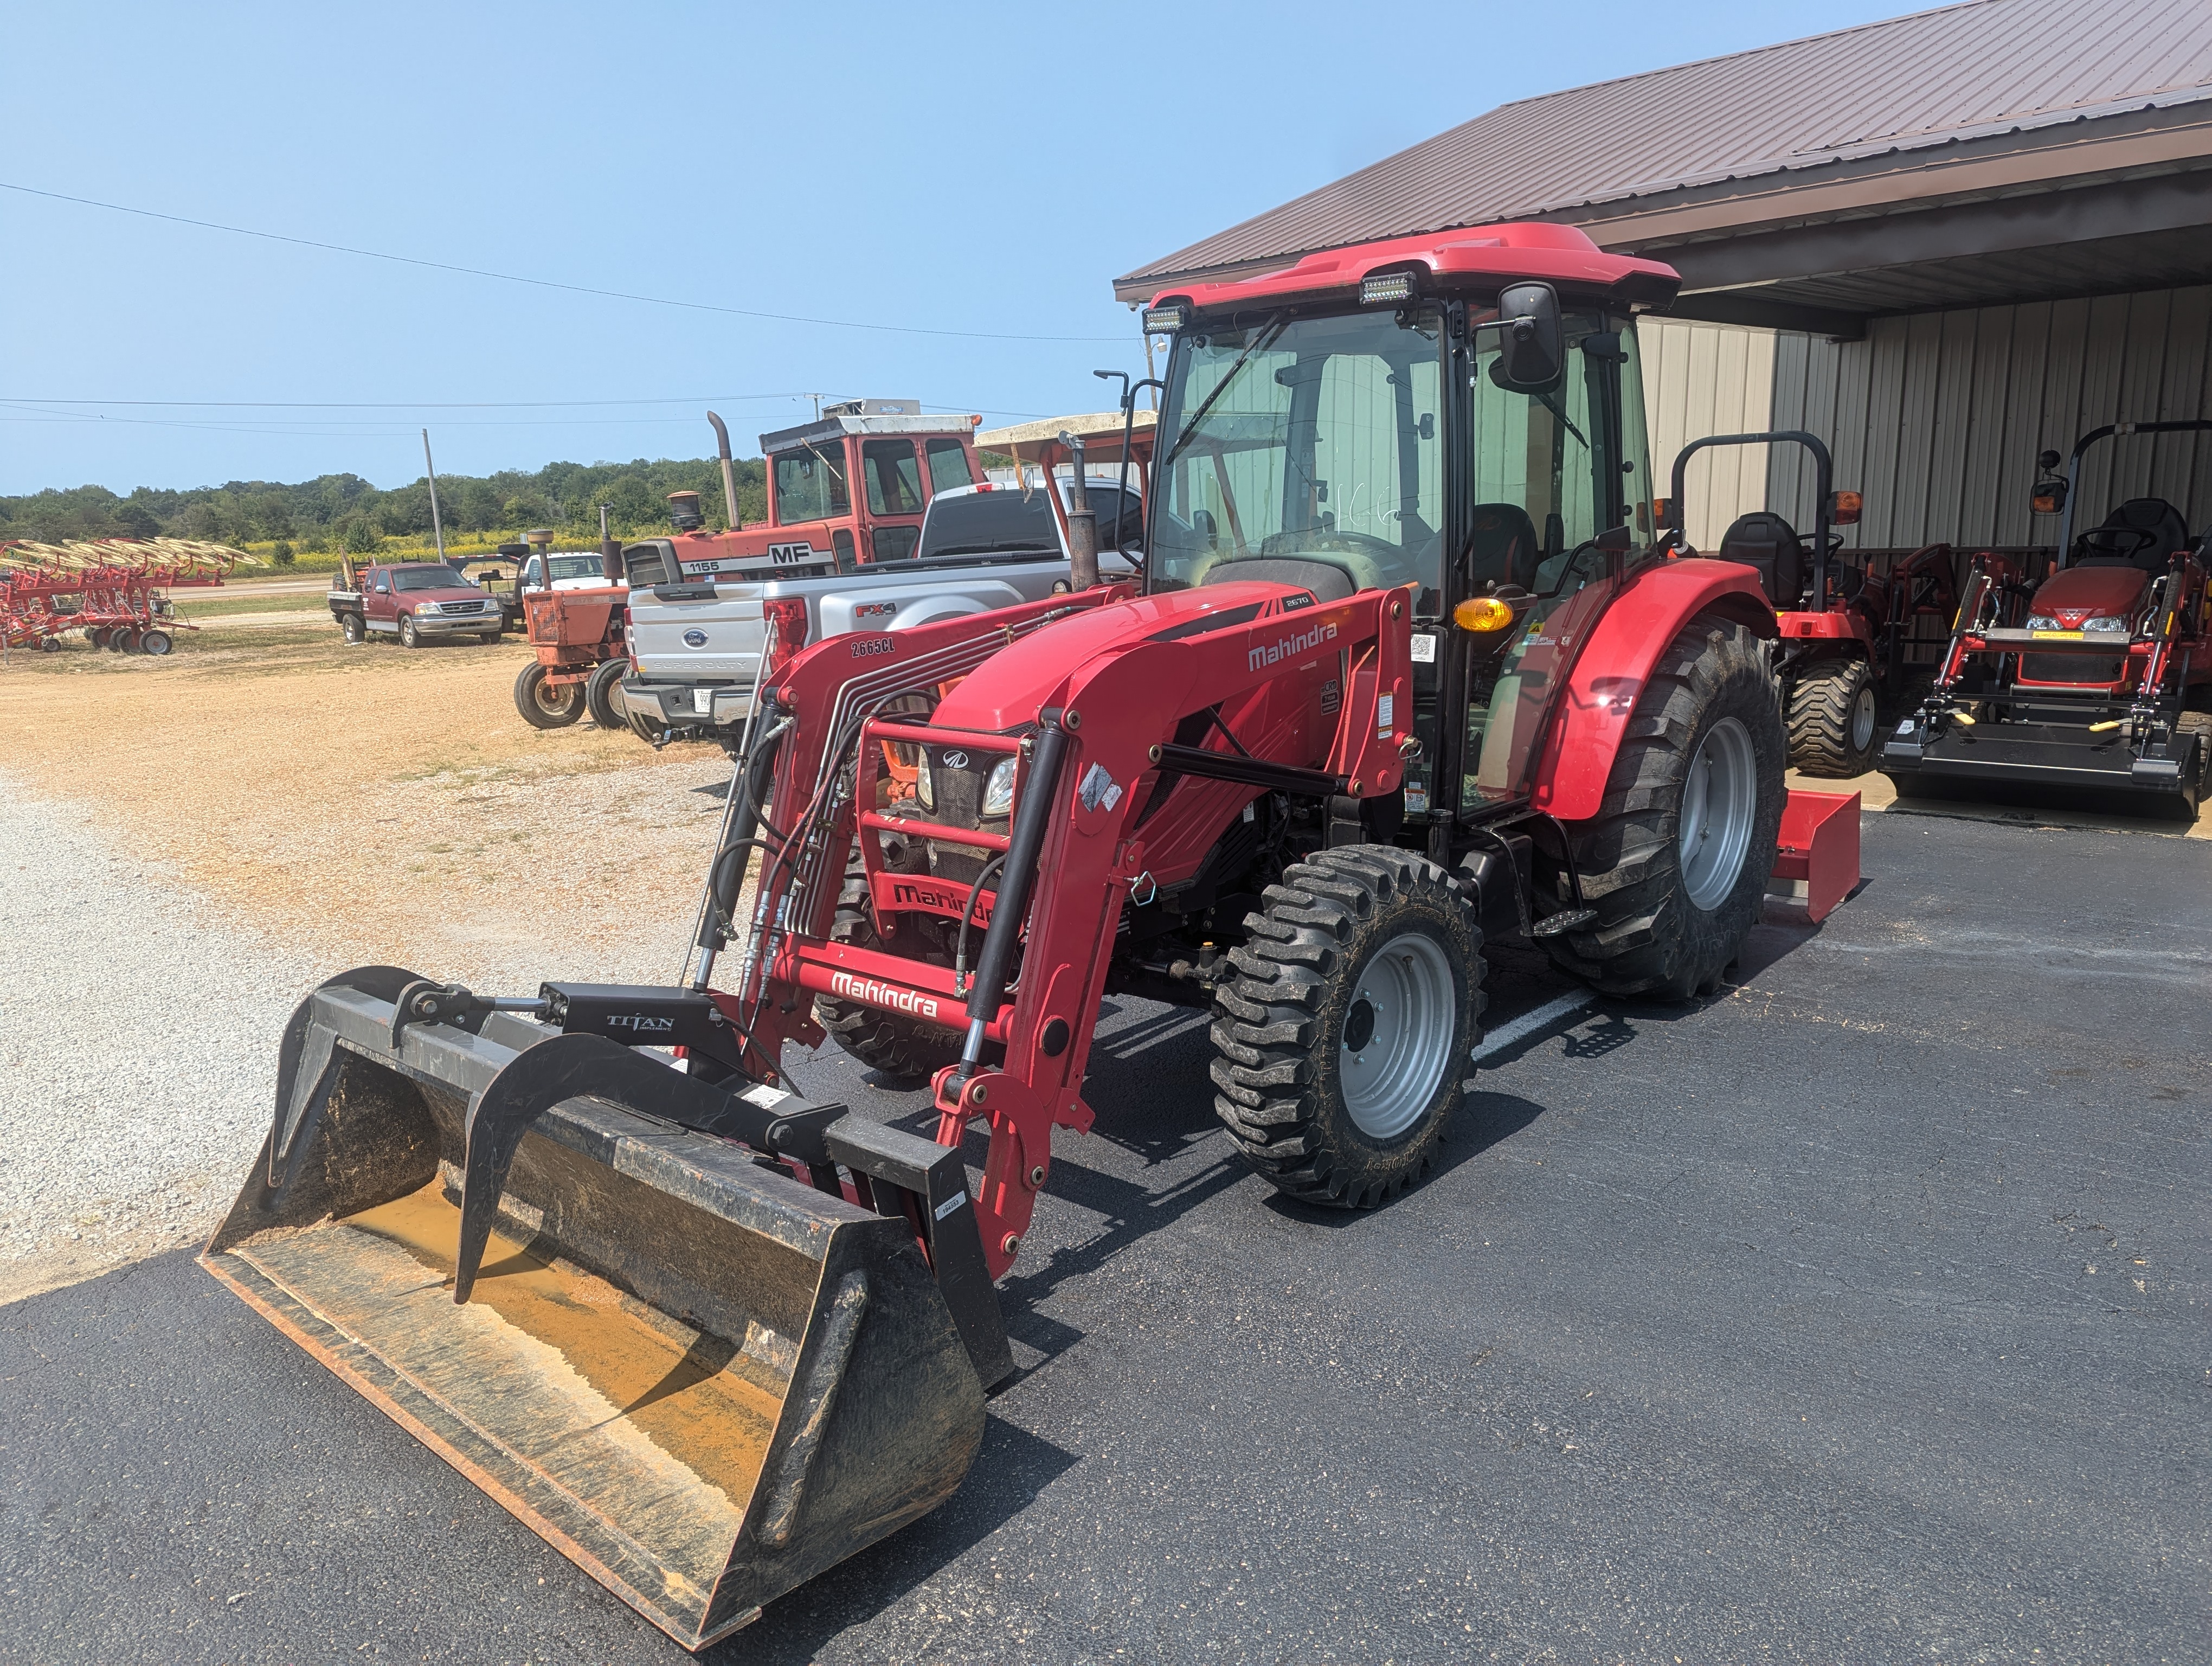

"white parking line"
[1471,989,1597,1063]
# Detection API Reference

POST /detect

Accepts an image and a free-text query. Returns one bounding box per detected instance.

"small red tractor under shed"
[1883,419,2212,813]
[1662,431,1957,776]
[202,225,1856,1651]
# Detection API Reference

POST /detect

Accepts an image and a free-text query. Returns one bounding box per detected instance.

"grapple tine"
[452,1031,733,1302]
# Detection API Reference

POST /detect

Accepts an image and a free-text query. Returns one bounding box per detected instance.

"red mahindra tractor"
[200,225,1860,1650]
[1662,431,1958,776]
[1882,419,2212,813]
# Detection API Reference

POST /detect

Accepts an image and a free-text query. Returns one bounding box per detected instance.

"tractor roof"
[758,412,983,454]
[1148,222,1678,316]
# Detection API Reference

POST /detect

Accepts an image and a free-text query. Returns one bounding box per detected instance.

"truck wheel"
[585,658,628,729]
[512,661,582,728]
[340,613,365,645]
[1545,613,1785,1000]
[1210,847,1483,1209]
[1786,655,1877,777]
[398,614,422,649]
[813,860,964,1084]
[479,631,503,646]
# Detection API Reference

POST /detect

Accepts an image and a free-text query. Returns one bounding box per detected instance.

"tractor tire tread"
[1787,655,1878,777]
[1542,613,1786,1000]
[1210,846,1484,1209]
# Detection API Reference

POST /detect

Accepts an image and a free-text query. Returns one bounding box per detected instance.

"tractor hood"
[2031,565,2151,618]
[931,582,1309,734]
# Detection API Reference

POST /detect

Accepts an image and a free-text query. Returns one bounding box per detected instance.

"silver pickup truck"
[619,476,1138,738]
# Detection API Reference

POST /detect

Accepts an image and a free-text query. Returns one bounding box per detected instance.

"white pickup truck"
[619,473,1139,739]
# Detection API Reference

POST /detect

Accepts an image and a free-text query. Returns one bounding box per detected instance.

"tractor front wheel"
[1786,655,1878,776]
[1545,612,1785,999]
[512,661,582,728]
[585,658,629,729]
[1211,847,1483,1209]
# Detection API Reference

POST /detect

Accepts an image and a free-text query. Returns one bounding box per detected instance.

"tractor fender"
[1529,558,1776,824]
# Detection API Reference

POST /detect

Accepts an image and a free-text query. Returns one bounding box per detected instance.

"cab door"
[858,438,928,563]
[365,568,396,630]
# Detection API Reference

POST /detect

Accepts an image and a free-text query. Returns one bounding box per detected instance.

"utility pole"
[421,429,447,561]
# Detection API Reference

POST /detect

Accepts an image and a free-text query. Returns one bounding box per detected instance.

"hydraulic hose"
[957,719,1070,1069]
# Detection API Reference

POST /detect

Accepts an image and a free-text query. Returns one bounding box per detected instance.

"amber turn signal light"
[1454,597,1515,633]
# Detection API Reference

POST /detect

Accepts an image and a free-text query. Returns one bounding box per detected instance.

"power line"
[0,181,1130,344]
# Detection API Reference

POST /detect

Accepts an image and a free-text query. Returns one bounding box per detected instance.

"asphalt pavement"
[4,810,2205,1665]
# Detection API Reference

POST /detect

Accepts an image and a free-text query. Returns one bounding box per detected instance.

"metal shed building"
[1116,0,2212,555]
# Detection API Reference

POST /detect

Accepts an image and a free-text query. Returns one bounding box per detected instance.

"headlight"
[2083,614,2130,633]
[2025,614,2059,630]
[915,750,934,811]
[981,757,1017,818]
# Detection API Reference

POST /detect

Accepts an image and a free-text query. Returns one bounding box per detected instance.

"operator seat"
[2077,498,2188,573]
[1716,511,1807,610]
[1464,503,1541,592]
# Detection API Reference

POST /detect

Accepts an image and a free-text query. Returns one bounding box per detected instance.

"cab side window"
[924,438,972,495]
[862,440,924,516]
[372,572,390,593]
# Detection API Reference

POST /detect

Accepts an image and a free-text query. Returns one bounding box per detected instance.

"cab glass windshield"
[774,441,850,523]
[392,566,476,592]
[1149,309,1442,596]
[1147,303,1652,608]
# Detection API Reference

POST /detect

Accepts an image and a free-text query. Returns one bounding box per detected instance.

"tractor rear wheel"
[1210,846,1483,1208]
[813,858,964,1085]
[512,661,582,728]
[585,658,628,729]
[1787,655,1878,776]
[1544,612,1785,1000]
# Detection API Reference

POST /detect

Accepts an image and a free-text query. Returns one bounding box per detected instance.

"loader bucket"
[202,969,989,1652]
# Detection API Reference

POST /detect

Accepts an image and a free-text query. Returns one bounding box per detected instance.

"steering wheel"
[1259,529,1404,562]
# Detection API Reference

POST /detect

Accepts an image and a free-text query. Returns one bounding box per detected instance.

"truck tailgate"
[628,587,762,681]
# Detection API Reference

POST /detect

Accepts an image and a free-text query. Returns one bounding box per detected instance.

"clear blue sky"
[2,0,1910,495]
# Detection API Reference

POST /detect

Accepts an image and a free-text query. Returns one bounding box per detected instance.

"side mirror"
[1829,489,1863,527]
[1483,281,1566,393]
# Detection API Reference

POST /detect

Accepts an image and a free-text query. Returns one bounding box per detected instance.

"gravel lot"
[0,773,326,1299]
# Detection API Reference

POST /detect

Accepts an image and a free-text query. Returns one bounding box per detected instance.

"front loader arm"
[921,584,1414,1276]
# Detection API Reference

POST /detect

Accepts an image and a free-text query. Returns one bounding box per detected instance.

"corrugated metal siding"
[1767,283,2212,546]
[1121,0,2212,289]
[1640,318,1775,549]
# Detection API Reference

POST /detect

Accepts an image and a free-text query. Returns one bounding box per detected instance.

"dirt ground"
[0,614,738,990]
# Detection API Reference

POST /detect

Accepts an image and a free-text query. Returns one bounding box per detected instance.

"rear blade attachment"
[203,967,1009,1652]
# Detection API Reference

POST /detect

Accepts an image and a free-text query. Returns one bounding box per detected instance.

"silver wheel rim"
[1849,684,1876,753]
[1338,930,1456,1140]
[1679,715,1758,912]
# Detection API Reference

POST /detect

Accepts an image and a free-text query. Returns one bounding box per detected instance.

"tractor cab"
[1141,234,1676,834]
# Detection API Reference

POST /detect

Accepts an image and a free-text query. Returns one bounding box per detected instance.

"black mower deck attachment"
[202,967,1010,1652]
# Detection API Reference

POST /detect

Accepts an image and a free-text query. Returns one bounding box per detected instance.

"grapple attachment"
[203,968,1005,1652]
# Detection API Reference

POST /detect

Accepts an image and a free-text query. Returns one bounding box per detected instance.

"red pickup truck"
[328,560,506,648]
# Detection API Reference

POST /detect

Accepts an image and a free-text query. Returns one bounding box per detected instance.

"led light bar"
[1142,304,1187,334]
[1359,272,1416,306]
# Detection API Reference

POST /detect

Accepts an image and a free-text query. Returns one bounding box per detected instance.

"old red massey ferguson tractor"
[201,223,1853,1651]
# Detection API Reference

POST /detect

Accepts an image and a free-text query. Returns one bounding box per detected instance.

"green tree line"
[0,454,770,559]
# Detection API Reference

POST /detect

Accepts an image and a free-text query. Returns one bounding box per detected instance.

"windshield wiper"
[1160,311,1289,473]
